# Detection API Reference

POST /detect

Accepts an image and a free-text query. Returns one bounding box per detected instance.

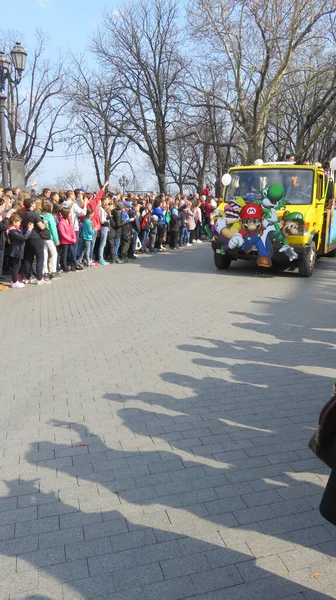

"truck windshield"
[226,169,314,205]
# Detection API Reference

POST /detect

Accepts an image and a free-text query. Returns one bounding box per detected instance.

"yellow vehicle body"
[212,163,336,277]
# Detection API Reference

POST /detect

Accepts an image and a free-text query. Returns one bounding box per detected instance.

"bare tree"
[67,59,130,188]
[93,0,186,193]
[1,29,69,184]
[264,46,336,162]
[190,0,336,163]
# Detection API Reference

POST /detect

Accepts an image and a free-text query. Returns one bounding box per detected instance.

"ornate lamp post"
[118,175,129,196]
[0,42,27,186]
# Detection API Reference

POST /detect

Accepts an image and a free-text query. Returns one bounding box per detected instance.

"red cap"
[240,203,263,220]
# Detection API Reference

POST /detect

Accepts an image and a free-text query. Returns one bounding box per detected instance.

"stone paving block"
[205,495,247,515]
[134,540,182,565]
[113,562,163,591]
[84,518,128,540]
[169,466,206,481]
[38,501,79,518]
[15,515,59,538]
[260,510,324,535]
[241,489,282,508]
[233,504,276,525]
[191,564,243,593]
[134,472,172,488]
[284,525,334,547]
[0,571,39,596]
[61,573,115,598]
[279,545,331,571]
[244,535,295,559]
[110,528,157,552]
[177,537,223,556]
[237,554,289,582]
[65,536,112,561]
[88,548,137,576]
[0,524,14,541]
[39,557,89,584]
[0,497,18,513]
[17,545,65,571]
[60,510,102,529]
[160,552,211,579]
[0,534,38,556]
[0,555,17,577]
[0,506,37,526]
[143,575,196,600]
[148,459,185,474]
[269,497,313,517]
[39,525,84,549]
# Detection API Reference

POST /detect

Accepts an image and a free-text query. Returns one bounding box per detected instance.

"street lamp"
[119,175,129,196]
[0,42,27,187]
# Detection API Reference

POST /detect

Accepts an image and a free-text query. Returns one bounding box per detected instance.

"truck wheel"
[298,241,316,277]
[214,252,231,270]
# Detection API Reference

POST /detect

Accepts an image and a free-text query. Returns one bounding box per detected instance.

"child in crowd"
[140,203,152,253]
[7,214,33,288]
[58,208,77,272]
[149,214,158,252]
[78,209,94,267]
[41,200,61,280]
[52,203,62,273]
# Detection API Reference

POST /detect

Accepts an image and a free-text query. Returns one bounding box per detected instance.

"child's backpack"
[309,384,336,468]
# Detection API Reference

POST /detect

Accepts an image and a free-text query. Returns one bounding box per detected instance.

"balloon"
[330,157,336,172]
[222,173,232,186]
[254,159,263,166]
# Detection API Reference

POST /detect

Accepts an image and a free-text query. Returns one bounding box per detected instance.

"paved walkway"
[0,244,336,599]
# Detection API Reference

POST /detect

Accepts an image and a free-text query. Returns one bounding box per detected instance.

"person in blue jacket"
[152,199,166,251]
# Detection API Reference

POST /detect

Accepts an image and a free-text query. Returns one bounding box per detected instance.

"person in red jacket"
[202,183,212,197]
[87,181,109,262]
[58,208,77,272]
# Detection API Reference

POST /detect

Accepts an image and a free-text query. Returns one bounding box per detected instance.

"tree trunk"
[157,170,167,194]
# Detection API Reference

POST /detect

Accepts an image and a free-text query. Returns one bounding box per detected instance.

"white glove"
[279,245,298,261]
[228,233,244,249]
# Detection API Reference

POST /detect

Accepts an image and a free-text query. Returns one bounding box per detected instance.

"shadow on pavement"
[2,269,336,599]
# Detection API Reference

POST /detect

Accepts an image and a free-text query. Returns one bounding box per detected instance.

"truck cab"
[212,163,335,277]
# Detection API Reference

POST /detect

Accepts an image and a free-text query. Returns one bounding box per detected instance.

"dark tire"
[214,252,231,270]
[298,241,316,277]
[271,261,285,273]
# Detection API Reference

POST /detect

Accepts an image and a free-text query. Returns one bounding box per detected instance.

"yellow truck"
[211,163,336,277]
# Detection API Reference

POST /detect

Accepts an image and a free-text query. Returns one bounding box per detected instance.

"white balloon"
[222,173,232,186]
[330,157,336,171]
[254,159,263,166]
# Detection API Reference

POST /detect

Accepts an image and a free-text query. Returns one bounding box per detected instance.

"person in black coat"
[0,203,15,282]
[320,470,336,526]
[7,214,33,288]
[169,208,180,249]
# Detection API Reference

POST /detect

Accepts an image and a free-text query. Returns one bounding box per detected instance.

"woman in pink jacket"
[58,208,78,272]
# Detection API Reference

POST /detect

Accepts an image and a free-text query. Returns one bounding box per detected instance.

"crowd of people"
[0,182,218,290]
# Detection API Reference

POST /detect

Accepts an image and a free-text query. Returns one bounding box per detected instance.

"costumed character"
[230,203,272,267]
[205,197,245,254]
[278,211,304,242]
[260,184,297,261]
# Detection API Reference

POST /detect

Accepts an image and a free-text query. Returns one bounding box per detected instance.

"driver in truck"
[286,174,312,204]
